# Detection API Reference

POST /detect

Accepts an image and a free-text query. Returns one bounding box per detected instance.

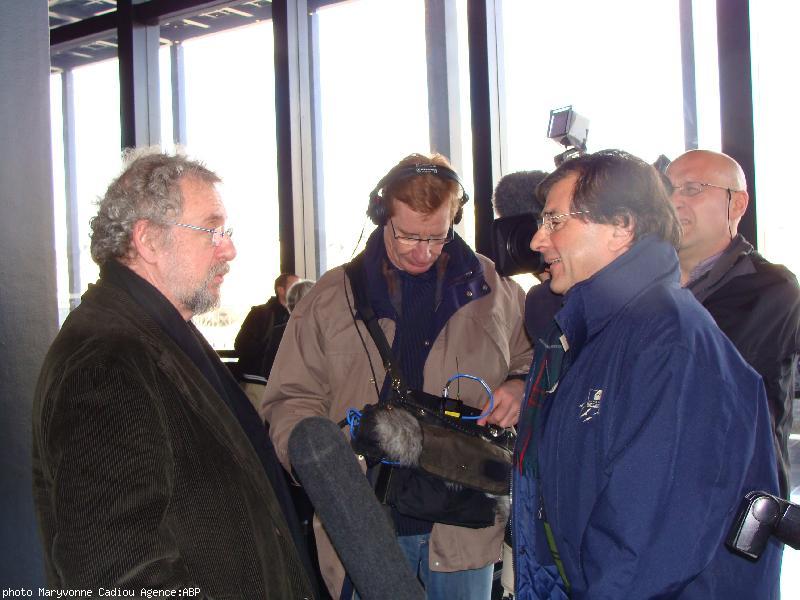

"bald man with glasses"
[667,149,800,498]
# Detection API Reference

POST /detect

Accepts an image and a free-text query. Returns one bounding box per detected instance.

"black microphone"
[288,417,424,600]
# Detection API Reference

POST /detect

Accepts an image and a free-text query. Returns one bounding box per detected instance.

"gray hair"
[90,147,221,265]
[286,279,315,313]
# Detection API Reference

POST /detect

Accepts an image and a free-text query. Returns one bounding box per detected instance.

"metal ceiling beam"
[50,12,117,50]
[134,0,245,24]
[51,1,274,71]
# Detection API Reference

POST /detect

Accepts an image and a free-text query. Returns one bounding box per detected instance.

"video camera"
[727,490,800,560]
[491,215,547,277]
[490,106,590,277]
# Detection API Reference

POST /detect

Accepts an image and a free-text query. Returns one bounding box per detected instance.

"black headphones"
[366,163,470,226]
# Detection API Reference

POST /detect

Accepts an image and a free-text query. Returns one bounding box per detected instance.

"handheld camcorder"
[726,490,800,560]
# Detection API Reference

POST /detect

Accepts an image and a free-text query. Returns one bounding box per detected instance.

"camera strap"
[345,253,409,505]
[344,253,406,395]
[345,254,503,440]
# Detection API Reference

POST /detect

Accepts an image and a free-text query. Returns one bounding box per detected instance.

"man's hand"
[477,378,525,427]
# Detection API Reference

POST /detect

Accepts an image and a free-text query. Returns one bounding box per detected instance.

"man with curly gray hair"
[89,148,230,316]
[32,148,317,598]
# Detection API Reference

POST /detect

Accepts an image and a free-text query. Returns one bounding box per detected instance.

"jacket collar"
[80,272,280,494]
[360,226,488,325]
[80,276,266,470]
[101,260,238,405]
[686,234,755,302]
[556,235,681,355]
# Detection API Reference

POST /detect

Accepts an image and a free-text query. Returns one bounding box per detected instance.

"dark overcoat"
[32,277,315,598]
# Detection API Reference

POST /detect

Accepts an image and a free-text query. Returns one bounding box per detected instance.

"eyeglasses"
[390,219,454,247]
[670,181,732,198]
[171,222,233,247]
[536,211,590,233]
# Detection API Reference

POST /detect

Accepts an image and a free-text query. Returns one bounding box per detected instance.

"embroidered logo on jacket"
[579,388,602,422]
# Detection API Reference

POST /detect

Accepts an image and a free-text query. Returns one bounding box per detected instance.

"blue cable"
[347,407,399,465]
[346,408,362,439]
[442,373,494,420]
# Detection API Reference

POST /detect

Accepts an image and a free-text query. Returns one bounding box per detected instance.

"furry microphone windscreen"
[359,405,423,467]
[492,170,549,218]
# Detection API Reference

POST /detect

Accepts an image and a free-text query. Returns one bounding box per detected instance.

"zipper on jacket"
[510,468,517,596]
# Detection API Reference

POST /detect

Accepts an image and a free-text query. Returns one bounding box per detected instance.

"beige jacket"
[262,253,531,596]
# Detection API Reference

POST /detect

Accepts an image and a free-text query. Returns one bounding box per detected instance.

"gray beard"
[180,262,228,316]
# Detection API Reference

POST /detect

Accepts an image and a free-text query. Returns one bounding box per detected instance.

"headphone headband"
[367,163,470,225]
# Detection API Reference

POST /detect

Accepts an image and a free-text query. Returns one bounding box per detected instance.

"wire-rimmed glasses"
[535,211,590,233]
[171,222,233,247]
[390,219,454,247]
[670,181,733,198]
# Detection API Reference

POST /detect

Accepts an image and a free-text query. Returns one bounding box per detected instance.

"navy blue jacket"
[513,236,781,599]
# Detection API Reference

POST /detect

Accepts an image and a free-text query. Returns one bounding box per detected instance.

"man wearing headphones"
[666,150,800,499]
[262,153,532,599]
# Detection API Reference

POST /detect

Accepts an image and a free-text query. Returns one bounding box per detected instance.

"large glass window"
[312,0,431,272]
[500,0,685,172]
[71,58,122,289]
[49,46,122,325]
[750,5,800,597]
[49,71,69,325]
[160,20,279,349]
[750,4,800,279]
[159,44,175,153]
[691,0,721,151]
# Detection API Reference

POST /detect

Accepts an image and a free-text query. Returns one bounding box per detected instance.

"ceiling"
[49,0,118,29]
[49,0,274,71]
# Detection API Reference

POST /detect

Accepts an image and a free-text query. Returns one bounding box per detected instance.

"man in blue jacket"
[513,149,782,599]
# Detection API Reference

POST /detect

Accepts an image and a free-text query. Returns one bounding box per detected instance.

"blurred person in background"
[235,272,298,407]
